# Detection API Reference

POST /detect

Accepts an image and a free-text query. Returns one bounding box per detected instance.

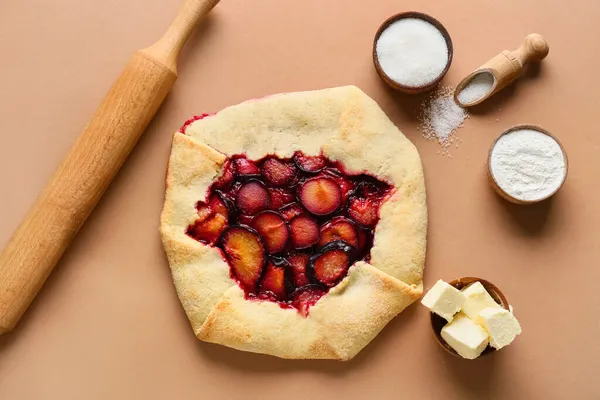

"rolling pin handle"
[0,0,219,334]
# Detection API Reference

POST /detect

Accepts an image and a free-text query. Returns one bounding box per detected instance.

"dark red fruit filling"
[299,177,342,215]
[259,258,291,301]
[186,195,229,244]
[262,157,297,186]
[318,216,358,248]
[280,204,305,221]
[235,158,260,176]
[287,252,310,286]
[214,159,235,190]
[268,188,295,209]
[179,113,214,133]
[294,153,327,173]
[236,180,270,215]
[292,285,327,317]
[309,241,354,287]
[251,211,289,254]
[220,227,265,292]
[321,169,354,203]
[187,152,392,316]
[289,214,320,249]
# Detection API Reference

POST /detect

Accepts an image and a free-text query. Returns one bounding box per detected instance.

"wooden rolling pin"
[0,0,219,334]
[454,34,549,107]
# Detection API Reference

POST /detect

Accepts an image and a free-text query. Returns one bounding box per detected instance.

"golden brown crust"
[160,86,428,360]
[198,263,421,360]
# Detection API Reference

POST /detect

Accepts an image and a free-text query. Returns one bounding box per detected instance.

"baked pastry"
[160,86,427,360]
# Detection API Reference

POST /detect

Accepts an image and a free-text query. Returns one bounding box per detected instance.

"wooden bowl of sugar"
[373,12,453,94]
[487,125,568,204]
[430,277,510,358]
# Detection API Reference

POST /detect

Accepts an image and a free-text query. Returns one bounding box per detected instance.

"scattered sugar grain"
[376,18,449,87]
[457,71,495,104]
[418,86,469,153]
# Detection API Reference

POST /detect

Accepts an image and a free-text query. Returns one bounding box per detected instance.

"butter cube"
[421,279,466,322]
[441,313,489,359]
[461,281,501,320]
[477,307,522,349]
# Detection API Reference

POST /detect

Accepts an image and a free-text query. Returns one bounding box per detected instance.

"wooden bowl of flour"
[373,12,453,94]
[487,124,569,204]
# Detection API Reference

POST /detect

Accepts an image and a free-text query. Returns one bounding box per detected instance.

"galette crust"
[160,85,427,360]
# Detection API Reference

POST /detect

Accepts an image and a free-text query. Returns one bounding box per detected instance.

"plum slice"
[322,169,355,203]
[187,195,229,244]
[214,160,235,190]
[206,194,228,216]
[251,211,289,254]
[221,226,266,292]
[189,214,228,244]
[309,241,354,287]
[262,157,297,186]
[347,197,379,227]
[279,204,305,222]
[215,191,236,217]
[347,180,391,227]
[287,252,310,287]
[259,258,290,300]
[291,285,327,317]
[299,177,341,216]
[293,152,326,173]
[189,151,393,307]
[236,179,270,215]
[289,214,320,249]
[318,216,358,248]
[235,158,260,176]
[269,187,295,210]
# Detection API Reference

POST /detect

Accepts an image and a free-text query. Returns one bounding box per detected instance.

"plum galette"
[160,86,427,360]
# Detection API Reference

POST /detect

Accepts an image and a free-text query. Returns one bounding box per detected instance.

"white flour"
[457,71,495,105]
[376,18,448,87]
[490,129,566,201]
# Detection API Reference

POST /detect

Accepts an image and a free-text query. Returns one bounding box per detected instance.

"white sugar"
[419,86,468,155]
[490,129,566,201]
[376,18,449,87]
[457,71,495,105]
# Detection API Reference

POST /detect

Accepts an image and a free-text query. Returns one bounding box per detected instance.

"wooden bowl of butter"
[422,277,521,359]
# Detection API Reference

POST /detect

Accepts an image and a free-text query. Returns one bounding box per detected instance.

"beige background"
[0,0,599,399]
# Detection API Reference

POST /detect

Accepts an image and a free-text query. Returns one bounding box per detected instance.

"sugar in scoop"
[457,71,495,105]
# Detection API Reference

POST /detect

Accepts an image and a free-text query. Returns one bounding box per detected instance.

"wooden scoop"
[454,34,549,107]
[0,0,219,334]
